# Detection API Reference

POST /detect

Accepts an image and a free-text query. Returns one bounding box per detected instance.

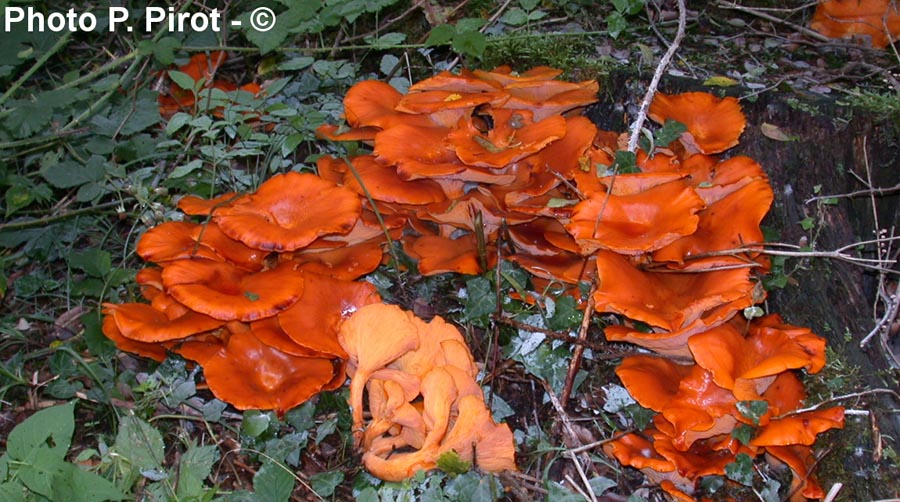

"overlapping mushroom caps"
[810,0,900,48]
[103,172,384,413]
[338,304,516,481]
[106,66,841,496]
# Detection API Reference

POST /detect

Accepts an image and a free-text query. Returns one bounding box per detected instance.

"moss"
[481,33,611,79]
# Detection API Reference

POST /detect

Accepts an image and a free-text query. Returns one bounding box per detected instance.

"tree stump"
[588,72,900,499]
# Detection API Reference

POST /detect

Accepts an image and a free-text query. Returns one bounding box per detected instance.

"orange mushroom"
[566,179,705,255]
[339,154,447,205]
[277,272,381,358]
[338,304,422,439]
[161,258,305,321]
[688,317,827,401]
[648,92,746,155]
[593,250,756,332]
[103,301,224,343]
[404,233,494,276]
[446,109,568,168]
[176,325,341,413]
[100,308,172,362]
[749,407,845,447]
[213,172,362,252]
[810,0,900,48]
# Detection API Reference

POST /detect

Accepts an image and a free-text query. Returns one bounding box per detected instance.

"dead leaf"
[760,123,796,142]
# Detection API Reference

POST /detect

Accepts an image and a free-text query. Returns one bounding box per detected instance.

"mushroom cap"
[653,178,772,267]
[602,432,676,473]
[277,272,381,358]
[176,327,340,413]
[340,154,447,205]
[566,180,705,255]
[374,124,464,180]
[810,0,900,48]
[440,394,517,473]
[471,66,564,86]
[293,239,385,280]
[593,250,755,331]
[688,317,827,400]
[502,79,599,121]
[339,303,422,436]
[446,109,568,168]
[649,92,746,154]
[213,172,362,252]
[176,192,240,216]
[511,251,594,284]
[404,234,494,276]
[615,355,693,412]
[750,407,845,447]
[162,258,305,321]
[764,444,826,499]
[137,221,267,270]
[104,301,224,343]
[101,307,172,362]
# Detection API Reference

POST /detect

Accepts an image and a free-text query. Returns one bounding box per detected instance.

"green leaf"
[168,69,199,92]
[4,184,33,217]
[736,400,769,425]
[612,150,638,173]
[3,98,52,138]
[425,24,456,46]
[175,444,218,499]
[547,295,581,331]
[452,30,487,58]
[655,119,687,146]
[239,2,321,54]
[242,410,272,438]
[6,402,75,461]
[703,75,740,87]
[499,8,529,26]
[52,462,127,502]
[67,248,112,278]
[170,159,204,178]
[166,112,193,136]
[436,450,472,475]
[366,32,406,48]
[455,17,486,32]
[40,156,106,189]
[725,452,755,486]
[152,37,181,65]
[588,476,617,495]
[310,470,343,498]
[278,56,315,71]
[799,216,815,231]
[732,423,755,446]
[253,461,294,502]
[463,276,494,325]
[606,11,628,39]
[112,415,165,472]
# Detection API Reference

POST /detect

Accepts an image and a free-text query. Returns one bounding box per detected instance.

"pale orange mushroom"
[502,79,600,121]
[764,444,826,500]
[439,394,517,473]
[338,303,422,439]
[649,92,746,155]
[213,172,362,252]
[373,124,465,180]
[176,192,240,216]
[162,258,305,321]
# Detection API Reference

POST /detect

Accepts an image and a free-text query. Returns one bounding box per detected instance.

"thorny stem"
[0,200,130,232]
[0,32,73,107]
[626,0,686,153]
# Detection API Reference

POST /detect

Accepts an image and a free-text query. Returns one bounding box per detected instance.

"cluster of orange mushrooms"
[104,65,845,497]
[811,0,900,48]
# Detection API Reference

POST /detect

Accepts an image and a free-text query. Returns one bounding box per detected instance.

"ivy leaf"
[725,452,755,486]
[310,471,343,497]
[655,119,687,146]
[606,11,628,39]
[437,450,472,475]
[736,400,769,425]
[5,184,34,217]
